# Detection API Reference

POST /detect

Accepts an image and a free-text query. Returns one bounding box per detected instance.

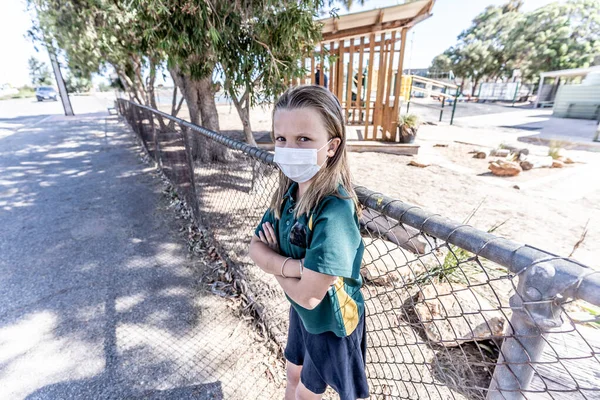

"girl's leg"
[295,380,323,400]
[285,361,302,400]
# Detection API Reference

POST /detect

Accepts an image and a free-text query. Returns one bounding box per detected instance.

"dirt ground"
[348,140,599,270]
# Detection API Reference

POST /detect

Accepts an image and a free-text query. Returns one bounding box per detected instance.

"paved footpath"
[0,111,282,399]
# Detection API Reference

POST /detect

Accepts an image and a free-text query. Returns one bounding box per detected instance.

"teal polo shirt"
[254,182,365,338]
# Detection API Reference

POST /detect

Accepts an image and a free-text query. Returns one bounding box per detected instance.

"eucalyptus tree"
[215,1,323,146]
[509,0,600,81]
[28,57,53,86]
[27,0,151,104]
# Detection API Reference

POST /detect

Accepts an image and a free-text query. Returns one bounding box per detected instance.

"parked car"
[35,86,58,101]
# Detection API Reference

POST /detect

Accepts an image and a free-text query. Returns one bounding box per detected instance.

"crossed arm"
[249,222,336,310]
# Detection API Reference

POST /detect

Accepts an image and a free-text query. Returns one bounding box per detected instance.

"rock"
[414,283,506,347]
[408,160,431,168]
[489,160,522,176]
[552,160,565,168]
[497,145,530,160]
[513,185,520,190]
[473,150,490,159]
[564,157,575,164]
[520,155,553,169]
[502,145,529,156]
[520,161,533,171]
[490,149,510,157]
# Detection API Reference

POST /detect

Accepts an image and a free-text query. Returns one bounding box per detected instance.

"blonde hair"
[269,85,360,220]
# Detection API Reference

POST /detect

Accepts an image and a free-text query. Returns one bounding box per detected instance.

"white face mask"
[274,139,332,183]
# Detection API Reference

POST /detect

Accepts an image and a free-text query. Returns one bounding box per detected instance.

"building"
[298,0,435,141]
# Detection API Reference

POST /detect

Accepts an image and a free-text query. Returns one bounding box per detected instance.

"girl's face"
[273,108,336,167]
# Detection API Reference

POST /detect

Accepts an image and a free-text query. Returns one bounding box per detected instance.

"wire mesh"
[117,99,285,399]
[119,99,600,400]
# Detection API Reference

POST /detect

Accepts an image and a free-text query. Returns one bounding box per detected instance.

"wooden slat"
[337,37,401,54]
[320,44,326,88]
[345,39,354,123]
[364,33,376,140]
[329,41,335,91]
[351,38,357,124]
[329,50,335,92]
[337,40,344,100]
[356,36,365,125]
[256,141,419,155]
[311,53,316,85]
[383,30,397,140]
[322,18,412,41]
[314,51,319,86]
[384,31,397,102]
[392,28,408,141]
[374,34,388,139]
[529,326,600,399]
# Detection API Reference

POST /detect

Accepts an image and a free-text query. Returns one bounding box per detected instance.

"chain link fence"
[118,98,600,400]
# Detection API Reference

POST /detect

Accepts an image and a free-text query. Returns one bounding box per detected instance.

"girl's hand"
[259,222,279,253]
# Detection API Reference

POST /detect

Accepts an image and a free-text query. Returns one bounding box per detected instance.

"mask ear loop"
[319,138,334,168]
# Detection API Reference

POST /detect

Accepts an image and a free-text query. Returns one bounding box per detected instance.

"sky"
[0,0,558,88]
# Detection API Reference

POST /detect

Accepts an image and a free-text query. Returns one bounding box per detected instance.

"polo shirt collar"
[283,182,298,203]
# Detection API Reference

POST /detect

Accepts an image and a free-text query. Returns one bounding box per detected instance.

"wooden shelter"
[299,0,434,141]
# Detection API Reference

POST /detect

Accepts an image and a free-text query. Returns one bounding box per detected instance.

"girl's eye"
[298,137,310,142]
[275,137,285,142]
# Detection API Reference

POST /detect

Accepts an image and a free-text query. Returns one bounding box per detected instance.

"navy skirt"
[284,307,370,400]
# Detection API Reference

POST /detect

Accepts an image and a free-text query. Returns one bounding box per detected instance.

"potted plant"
[398,114,420,143]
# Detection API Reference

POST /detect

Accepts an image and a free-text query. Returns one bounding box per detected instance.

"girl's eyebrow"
[274,132,315,137]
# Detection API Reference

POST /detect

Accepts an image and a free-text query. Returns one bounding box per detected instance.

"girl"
[249,85,369,400]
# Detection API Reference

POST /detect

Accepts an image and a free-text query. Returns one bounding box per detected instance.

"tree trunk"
[230,88,258,147]
[241,101,257,147]
[471,77,481,97]
[167,86,185,130]
[113,60,145,105]
[130,55,149,105]
[115,67,141,104]
[168,66,227,163]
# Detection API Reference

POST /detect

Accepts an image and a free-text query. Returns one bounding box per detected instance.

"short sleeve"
[254,208,277,238]
[304,197,362,277]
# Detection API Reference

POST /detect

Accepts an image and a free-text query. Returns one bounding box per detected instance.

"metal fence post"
[487,301,547,399]
[406,79,413,114]
[450,87,459,125]
[487,259,580,400]
[439,96,445,122]
[511,82,521,108]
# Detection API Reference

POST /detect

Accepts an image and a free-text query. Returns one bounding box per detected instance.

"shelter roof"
[320,0,434,41]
